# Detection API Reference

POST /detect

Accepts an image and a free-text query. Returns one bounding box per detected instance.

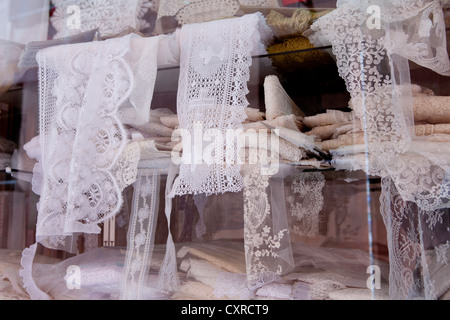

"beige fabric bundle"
[243,114,303,132]
[305,123,351,140]
[303,109,354,128]
[320,132,366,151]
[264,75,305,121]
[177,242,246,274]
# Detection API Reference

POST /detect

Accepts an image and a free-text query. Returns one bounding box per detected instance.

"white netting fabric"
[50,0,156,39]
[169,13,274,197]
[308,0,450,211]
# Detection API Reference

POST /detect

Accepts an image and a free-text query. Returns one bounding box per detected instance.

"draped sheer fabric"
[307,0,450,299]
[21,34,160,300]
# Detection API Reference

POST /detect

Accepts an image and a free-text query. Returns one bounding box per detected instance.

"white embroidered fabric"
[50,0,155,39]
[242,165,294,289]
[170,13,274,197]
[308,0,450,212]
[380,177,449,300]
[34,34,159,246]
[21,34,161,300]
[287,172,325,238]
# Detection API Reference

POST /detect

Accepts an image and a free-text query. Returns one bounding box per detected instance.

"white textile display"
[21,33,160,300]
[170,12,274,197]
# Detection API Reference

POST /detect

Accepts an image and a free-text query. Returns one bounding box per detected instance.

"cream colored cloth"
[264,75,305,121]
[171,280,216,300]
[305,123,352,140]
[303,110,354,128]
[320,132,365,151]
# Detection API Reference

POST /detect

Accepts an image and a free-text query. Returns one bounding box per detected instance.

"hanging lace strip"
[169,12,274,197]
[288,171,326,238]
[20,34,160,299]
[242,165,294,289]
[158,163,181,292]
[156,0,279,25]
[307,0,450,211]
[380,177,449,300]
[50,0,155,39]
[120,168,160,300]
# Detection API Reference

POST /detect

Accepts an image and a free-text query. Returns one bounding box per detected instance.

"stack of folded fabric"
[303,109,362,152]
[142,76,324,166]
[411,87,450,143]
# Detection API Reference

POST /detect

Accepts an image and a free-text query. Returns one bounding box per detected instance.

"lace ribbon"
[120,168,160,300]
[50,0,155,39]
[170,12,274,197]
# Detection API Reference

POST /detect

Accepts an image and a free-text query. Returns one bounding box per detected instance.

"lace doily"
[170,13,274,197]
[50,0,155,39]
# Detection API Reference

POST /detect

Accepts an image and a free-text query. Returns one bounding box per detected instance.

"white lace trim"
[243,165,291,289]
[170,13,273,197]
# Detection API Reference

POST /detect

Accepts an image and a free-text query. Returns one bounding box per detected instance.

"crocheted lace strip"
[170,13,273,196]
[120,168,159,300]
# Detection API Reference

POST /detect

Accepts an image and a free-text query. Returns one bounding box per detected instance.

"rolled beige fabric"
[264,75,305,121]
[415,123,450,136]
[303,110,354,128]
[413,96,450,124]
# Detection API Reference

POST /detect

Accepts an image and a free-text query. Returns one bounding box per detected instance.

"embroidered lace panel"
[308,0,450,211]
[170,13,273,197]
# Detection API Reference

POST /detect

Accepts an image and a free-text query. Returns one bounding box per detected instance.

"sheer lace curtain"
[307,0,450,299]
